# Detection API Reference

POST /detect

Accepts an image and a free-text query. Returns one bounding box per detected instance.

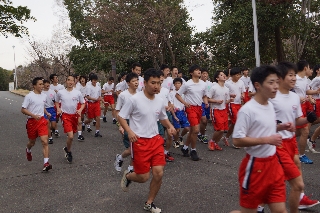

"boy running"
[102,77,116,124]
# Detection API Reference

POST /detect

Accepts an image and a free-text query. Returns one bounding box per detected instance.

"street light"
[252,0,260,67]
[12,45,18,90]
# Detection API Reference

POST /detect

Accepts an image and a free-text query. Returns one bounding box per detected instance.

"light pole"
[13,45,18,90]
[252,0,260,67]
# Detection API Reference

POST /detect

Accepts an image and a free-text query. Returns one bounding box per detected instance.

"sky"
[0,0,214,70]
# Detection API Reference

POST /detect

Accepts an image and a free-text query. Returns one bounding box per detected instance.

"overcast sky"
[0,0,214,70]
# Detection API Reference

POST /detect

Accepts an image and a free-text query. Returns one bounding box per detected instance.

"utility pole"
[252,0,260,67]
[13,45,18,90]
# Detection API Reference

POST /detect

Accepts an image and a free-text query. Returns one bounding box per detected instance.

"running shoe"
[121,170,132,192]
[143,202,162,213]
[299,155,313,164]
[42,162,52,172]
[94,132,102,137]
[26,148,32,161]
[173,141,180,148]
[201,135,209,144]
[181,147,189,157]
[63,147,73,163]
[208,141,215,151]
[307,139,320,153]
[298,194,320,209]
[197,134,203,142]
[232,144,240,149]
[190,150,200,161]
[257,209,264,213]
[113,119,117,124]
[54,131,60,137]
[165,152,174,162]
[214,143,223,151]
[179,136,184,146]
[103,117,107,122]
[78,135,85,141]
[223,138,230,146]
[87,127,92,132]
[48,138,53,144]
[93,120,96,126]
[114,154,123,172]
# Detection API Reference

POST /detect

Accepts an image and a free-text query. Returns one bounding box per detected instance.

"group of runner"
[21,61,320,213]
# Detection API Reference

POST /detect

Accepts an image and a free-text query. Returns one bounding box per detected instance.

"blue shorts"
[173,110,190,129]
[123,119,130,148]
[201,103,210,119]
[44,107,57,122]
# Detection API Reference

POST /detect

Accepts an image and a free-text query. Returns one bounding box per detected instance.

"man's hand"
[166,126,176,137]
[76,110,82,116]
[173,116,179,122]
[128,130,139,142]
[119,126,124,135]
[184,102,190,108]
[265,134,282,146]
[216,100,223,104]
[32,114,41,120]
[300,97,306,104]
[278,122,295,132]
[56,108,62,116]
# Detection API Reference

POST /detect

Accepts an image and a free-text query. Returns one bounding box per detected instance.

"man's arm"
[233,135,282,147]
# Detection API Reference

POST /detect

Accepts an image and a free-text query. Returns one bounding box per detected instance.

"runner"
[102,77,116,124]
[55,75,85,163]
[42,80,57,144]
[176,64,208,161]
[75,75,87,139]
[207,71,231,150]
[21,77,52,172]
[160,64,173,90]
[114,72,138,172]
[119,68,175,213]
[230,65,287,213]
[240,68,251,103]
[115,72,127,95]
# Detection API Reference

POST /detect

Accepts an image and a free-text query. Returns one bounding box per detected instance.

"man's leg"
[66,131,74,152]
[268,202,287,213]
[186,125,200,149]
[39,135,49,158]
[199,116,207,136]
[288,176,304,213]
[146,165,164,204]
[297,126,313,163]
[26,139,36,152]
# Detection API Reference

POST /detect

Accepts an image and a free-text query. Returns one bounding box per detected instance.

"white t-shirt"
[225,80,246,104]
[162,77,173,90]
[177,79,207,106]
[248,81,256,93]
[157,87,170,107]
[115,81,127,92]
[294,75,309,98]
[169,90,185,111]
[124,76,144,92]
[86,85,101,102]
[207,83,230,110]
[75,83,87,98]
[42,89,56,108]
[119,91,168,138]
[233,98,276,158]
[102,83,114,96]
[240,76,251,90]
[115,90,136,113]
[86,81,101,88]
[22,91,47,116]
[50,84,64,92]
[309,76,320,99]
[203,80,214,94]
[55,89,85,114]
[269,91,302,139]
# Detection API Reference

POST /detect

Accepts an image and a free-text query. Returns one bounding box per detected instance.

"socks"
[257,206,264,212]
[87,125,90,128]
[117,155,123,161]
[164,150,168,155]
[183,145,188,150]
[191,148,196,151]
[95,130,99,133]
[26,148,31,153]
[128,165,134,171]
[78,131,82,136]
[55,130,58,133]
[300,193,305,200]
[44,158,49,164]
[82,122,85,126]
[49,137,52,140]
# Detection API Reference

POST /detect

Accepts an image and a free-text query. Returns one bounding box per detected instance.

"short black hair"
[132,62,142,70]
[189,64,201,73]
[73,73,79,78]
[173,77,183,84]
[159,71,164,77]
[297,60,309,72]
[49,74,57,81]
[160,64,170,71]
[201,67,209,73]
[125,72,139,83]
[79,75,87,84]
[32,77,43,85]
[276,62,298,79]
[230,67,242,76]
[313,64,320,72]
[43,79,50,84]
[108,77,114,81]
[144,68,161,82]
[171,66,178,70]
[213,70,224,83]
[90,74,98,81]
[223,69,229,77]
[178,70,182,74]
[251,65,280,90]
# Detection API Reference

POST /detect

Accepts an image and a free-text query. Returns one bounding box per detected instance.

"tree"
[0,0,35,37]
[0,67,12,90]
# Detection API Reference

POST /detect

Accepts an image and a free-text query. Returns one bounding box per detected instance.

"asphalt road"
[0,91,320,213]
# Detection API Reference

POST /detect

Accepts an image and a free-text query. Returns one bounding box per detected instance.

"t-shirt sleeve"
[22,95,31,108]
[85,87,91,97]
[177,83,187,96]
[207,86,214,98]
[55,91,61,102]
[296,96,303,118]
[159,102,168,120]
[118,97,134,119]
[241,81,246,93]
[232,110,250,139]
[79,92,85,104]
[115,94,124,111]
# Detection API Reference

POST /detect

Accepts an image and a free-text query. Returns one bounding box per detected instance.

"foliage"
[0,67,13,90]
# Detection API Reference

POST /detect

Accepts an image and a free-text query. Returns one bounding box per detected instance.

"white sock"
[55,130,58,133]
[300,193,305,200]
[128,165,134,171]
[113,118,115,120]
[257,206,264,211]
[44,158,49,164]
[191,148,196,151]
[95,130,99,133]
[49,137,52,140]
[117,155,123,161]
[164,150,168,155]
[82,122,85,126]
[87,125,90,128]
[26,148,31,153]
[78,131,82,136]
[183,145,188,150]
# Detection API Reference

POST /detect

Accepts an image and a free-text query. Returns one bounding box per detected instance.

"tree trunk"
[275,25,285,62]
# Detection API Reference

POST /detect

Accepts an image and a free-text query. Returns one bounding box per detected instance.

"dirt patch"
[10,89,30,97]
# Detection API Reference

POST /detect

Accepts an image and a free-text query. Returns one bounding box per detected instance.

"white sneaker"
[307,139,320,153]
[114,154,123,172]
[144,202,161,213]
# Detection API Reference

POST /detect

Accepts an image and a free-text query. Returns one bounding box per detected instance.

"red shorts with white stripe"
[276,137,300,180]
[61,113,78,133]
[239,154,285,209]
[228,103,241,124]
[211,108,228,131]
[131,135,165,174]
[26,117,48,140]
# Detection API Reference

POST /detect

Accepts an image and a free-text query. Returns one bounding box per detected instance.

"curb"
[10,90,30,97]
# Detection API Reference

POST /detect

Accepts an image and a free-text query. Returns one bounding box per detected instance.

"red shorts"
[296,102,308,129]
[26,117,48,140]
[315,99,320,117]
[239,154,286,209]
[61,113,78,133]
[87,102,101,119]
[211,108,228,131]
[185,105,202,126]
[103,95,115,106]
[306,100,313,112]
[228,103,241,124]
[276,137,300,180]
[243,90,251,103]
[131,135,166,174]
[77,102,86,115]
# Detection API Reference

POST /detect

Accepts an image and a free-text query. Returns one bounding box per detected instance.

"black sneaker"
[82,124,85,132]
[93,120,96,126]
[94,132,102,137]
[48,138,53,144]
[143,202,161,213]
[181,146,189,157]
[63,147,72,163]
[78,135,85,141]
[54,131,60,137]
[43,162,52,172]
[113,119,117,124]
[121,170,132,192]
[190,150,200,161]
[103,117,107,122]
[87,127,92,132]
